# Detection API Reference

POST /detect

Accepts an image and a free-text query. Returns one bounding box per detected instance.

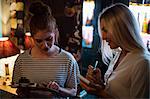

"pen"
[94,61,98,70]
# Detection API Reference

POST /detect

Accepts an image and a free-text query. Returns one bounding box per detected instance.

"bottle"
[147,40,150,52]
[5,64,10,76]
[147,19,150,34]
[4,64,11,85]
[142,13,148,33]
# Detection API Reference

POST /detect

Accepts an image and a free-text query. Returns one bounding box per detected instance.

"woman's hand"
[86,65,103,85]
[86,65,95,82]
[80,65,105,96]
[80,79,96,94]
[80,79,104,96]
[46,81,77,97]
[46,81,60,92]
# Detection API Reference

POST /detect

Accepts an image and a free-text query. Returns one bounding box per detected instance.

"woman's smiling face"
[100,19,118,49]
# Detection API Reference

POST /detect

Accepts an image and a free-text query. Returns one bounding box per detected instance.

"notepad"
[78,74,90,85]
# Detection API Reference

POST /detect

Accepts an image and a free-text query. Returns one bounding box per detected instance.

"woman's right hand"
[86,65,103,85]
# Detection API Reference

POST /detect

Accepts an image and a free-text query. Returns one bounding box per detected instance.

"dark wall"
[101,0,129,8]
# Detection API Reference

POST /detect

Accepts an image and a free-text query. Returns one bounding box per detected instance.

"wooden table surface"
[0,85,17,95]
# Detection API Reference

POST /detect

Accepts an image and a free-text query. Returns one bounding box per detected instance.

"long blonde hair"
[98,16,113,65]
[99,3,146,52]
[97,3,148,65]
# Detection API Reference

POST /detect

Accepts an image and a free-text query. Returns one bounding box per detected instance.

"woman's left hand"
[80,80,104,96]
[80,80,96,94]
[86,65,102,85]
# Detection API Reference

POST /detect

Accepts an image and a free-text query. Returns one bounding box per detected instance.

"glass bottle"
[147,19,150,34]
[142,13,148,33]
[4,64,11,85]
[5,64,10,76]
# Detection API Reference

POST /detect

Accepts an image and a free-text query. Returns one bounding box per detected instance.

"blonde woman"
[81,3,150,98]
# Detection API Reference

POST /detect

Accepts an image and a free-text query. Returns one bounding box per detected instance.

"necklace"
[113,51,127,70]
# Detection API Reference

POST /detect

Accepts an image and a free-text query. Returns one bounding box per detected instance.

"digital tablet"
[11,83,59,93]
[11,83,37,88]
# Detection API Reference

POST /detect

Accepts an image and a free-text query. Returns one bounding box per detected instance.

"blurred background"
[0,0,150,78]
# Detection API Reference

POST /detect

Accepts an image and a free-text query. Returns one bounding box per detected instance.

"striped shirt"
[12,49,80,89]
